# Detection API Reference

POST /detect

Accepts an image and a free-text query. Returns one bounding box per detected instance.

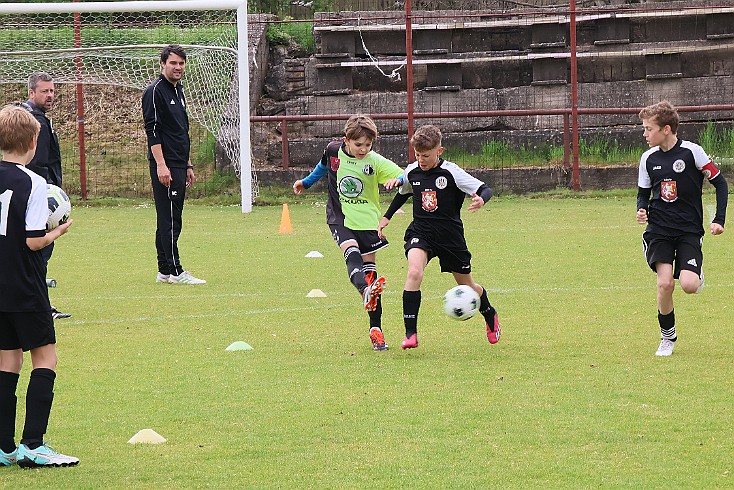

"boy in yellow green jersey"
[294,115,404,351]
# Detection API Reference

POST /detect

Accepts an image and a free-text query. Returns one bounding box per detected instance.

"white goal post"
[0,0,254,212]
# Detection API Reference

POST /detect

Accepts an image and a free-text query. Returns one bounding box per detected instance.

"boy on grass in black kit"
[0,105,78,467]
[379,124,501,349]
[636,101,728,357]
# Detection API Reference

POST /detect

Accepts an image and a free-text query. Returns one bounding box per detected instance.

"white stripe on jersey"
[680,140,713,171]
[399,160,484,196]
[19,165,49,233]
[637,146,657,189]
[441,160,484,195]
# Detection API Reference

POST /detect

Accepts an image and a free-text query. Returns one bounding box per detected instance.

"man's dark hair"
[28,71,53,91]
[160,44,187,63]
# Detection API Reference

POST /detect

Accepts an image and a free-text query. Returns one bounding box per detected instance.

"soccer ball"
[46,184,71,231]
[443,285,480,321]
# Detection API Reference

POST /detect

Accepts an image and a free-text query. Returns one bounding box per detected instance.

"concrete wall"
[257,165,733,195]
[252,3,734,185]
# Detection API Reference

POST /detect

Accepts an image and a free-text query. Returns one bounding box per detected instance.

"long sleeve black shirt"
[142,75,190,168]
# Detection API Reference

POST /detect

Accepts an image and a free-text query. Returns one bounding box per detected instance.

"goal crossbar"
[0,1,245,14]
[0,45,238,58]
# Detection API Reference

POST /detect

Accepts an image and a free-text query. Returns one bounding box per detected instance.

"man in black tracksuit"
[23,72,71,319]
[142,44,205,285]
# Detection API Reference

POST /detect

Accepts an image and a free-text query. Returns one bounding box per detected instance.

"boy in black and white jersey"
[636,101,728,357]
[0,105,78,467]
[379,125,501,349]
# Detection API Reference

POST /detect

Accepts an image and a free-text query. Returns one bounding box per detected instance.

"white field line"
[53,283,734,326]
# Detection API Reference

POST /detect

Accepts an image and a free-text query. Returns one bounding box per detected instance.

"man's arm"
[142,85,172,186]
[142,85,161,148]
[150,144,171,187]
[27,116,51,180]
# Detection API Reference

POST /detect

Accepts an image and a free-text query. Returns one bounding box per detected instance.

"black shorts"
[404,227,472,274]
[0,310,56,351]
[329,224,389,255]
[642,231,703,279]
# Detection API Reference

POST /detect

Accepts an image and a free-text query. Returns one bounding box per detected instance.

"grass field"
[2,191,733,488]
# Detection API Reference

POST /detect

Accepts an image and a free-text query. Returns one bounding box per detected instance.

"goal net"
[0,0,255,212]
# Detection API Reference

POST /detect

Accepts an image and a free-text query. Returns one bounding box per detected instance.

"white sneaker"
[168,271,206,285]
[655,339,675,357]
[17,443,79,468]
[156,273,170,283]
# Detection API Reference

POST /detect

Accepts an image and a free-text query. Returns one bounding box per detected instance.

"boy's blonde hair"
[0,105,40,154]
[410,124,442,152]
[639,101,680,134]
[344,114,378,141]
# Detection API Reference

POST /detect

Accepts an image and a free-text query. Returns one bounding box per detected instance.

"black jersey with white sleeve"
[398,159,488,239]
[637,139,727,236]
[0,161,51,312]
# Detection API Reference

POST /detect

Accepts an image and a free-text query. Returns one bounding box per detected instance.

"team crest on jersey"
[673,159,686,173]
[339,175,364,198]
[661,180,678,202]
[330,156,340,172]
[421,191,438,212]
[435,176,448,189]
[362,164,374,176]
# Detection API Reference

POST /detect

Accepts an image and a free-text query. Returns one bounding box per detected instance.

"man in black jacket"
[142,45,205,285]
[23,72,70,319]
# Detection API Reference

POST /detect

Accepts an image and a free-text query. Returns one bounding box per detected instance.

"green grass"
[446,124,734,170]
[266,20,316,54]
[2,191,733,488]
[446,139,642,169]
[699,121,734,161]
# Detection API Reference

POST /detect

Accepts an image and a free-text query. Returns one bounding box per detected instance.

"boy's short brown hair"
[0,105,40,154]
[410,124,442,152]
[344,114,378,141]
[639,101,680,134]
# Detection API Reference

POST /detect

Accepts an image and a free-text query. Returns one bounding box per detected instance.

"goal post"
[0,0,254,213]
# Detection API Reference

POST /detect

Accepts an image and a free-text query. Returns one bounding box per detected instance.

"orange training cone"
[280,203,293,234]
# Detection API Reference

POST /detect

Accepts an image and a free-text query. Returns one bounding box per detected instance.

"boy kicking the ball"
[636,101,728,357]
[379,124,501,349]
[0,105,78,468]
[293,115,404,351]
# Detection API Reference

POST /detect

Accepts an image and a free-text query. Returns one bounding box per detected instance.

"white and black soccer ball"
[443,285,480,321]
[46,184,71,231]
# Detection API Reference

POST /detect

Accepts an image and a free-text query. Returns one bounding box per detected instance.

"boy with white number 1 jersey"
[0,105,78,468]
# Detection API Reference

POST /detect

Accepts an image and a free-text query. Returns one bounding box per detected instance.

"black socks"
[21,368,56,450]
[0,371,20,453]
[403,290,421,337]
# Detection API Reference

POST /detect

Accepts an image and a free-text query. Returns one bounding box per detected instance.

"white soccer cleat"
[167,271,206,285]
[17,443,79,468]
[156,272,170,283]
[655,339,675,357]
